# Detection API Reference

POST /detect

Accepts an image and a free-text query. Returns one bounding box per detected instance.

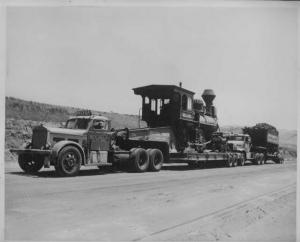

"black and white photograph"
[1,1,299,241]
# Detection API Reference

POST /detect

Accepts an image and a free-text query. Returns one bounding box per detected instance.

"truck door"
[87,120,111,164]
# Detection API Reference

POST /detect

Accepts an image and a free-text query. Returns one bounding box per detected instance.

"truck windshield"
[65,118,90,129]
[228,136,244,141]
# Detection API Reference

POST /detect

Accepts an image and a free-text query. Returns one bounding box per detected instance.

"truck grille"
[32,126,48,149]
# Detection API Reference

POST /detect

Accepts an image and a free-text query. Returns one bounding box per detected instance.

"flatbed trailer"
[169,151,242,167]
[125,126,243,167]
[169,151,231,162]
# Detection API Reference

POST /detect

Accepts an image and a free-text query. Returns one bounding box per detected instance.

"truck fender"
[51,140,86,165]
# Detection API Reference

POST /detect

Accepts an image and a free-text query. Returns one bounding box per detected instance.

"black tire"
[232,155,238,167]
[253,153,260,165]
[18,154,44,173]
[273,157,280,164]
[274,154,284,164]
[260,153,265,165]
[239,154,245,166]
[278,154,284,164]
[55,146,82,177]
[148,149,164,171]
[225,155,234,167]
[130,148,149,172]
[280,156,284,164]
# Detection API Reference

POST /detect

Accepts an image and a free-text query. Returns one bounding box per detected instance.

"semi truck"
[242,123,283,164]
[10,84,280,176]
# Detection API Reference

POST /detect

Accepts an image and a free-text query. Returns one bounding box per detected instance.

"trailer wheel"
[130,148,149,172]
[253,153,260,165]
[18,154,44,173]
[239,154,245,166]
[147,149,164,172]
[276,153,284,164]
[232,155,238,167]
[259,153,265,165]
[225,155,234,167]
[280,155,284,164]
[55,146,81,177]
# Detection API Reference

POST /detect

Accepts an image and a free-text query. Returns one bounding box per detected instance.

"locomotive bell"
[202,89,216,106]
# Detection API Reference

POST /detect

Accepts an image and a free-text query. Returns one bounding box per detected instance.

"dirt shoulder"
[5,160,296,241]
[141,182,296,241]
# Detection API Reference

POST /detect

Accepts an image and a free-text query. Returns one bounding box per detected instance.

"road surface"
[5,160,297,241]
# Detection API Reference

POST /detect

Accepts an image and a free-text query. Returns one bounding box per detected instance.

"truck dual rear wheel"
[130,148,149,172]
[55,146,82,177]
[147,149,164,171]
[18,154,44,173]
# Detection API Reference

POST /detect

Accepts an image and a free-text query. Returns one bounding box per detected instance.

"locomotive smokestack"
[202,89,216,106]
[202,89,216,116]
[179,82,182,88]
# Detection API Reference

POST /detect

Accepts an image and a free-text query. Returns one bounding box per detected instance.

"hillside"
[5,97,297,161]
[6,97,146,129]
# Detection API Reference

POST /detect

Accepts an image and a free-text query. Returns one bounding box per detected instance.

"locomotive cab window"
[157,99,162,115]
[151,99,156,111]
[182,95,188,110]
[187,97,192,110]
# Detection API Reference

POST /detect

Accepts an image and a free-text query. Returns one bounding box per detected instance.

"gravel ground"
[5,159,297,241]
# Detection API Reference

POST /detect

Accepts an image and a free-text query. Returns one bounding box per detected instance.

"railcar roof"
[133,84,195,98]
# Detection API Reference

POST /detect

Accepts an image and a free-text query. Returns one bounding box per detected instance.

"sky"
[6,4,298,130]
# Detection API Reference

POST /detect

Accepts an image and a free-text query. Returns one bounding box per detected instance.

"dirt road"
[5,160,297,241]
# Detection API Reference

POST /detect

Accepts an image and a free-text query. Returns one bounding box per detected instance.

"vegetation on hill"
[6,97,146,129]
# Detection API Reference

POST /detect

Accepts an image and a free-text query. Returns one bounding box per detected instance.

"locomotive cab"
[133,84,196,127]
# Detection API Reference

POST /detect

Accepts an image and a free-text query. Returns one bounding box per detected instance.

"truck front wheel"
[18,154,44,173]
[130,148,149,172]
[147,149,163,172]
[55,146,82,176]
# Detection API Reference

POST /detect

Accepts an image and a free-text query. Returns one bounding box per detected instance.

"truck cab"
[227,134,252,154]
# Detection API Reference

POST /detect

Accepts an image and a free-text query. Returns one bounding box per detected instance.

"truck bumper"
[10,148,52,156]
[10,149,53,168]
